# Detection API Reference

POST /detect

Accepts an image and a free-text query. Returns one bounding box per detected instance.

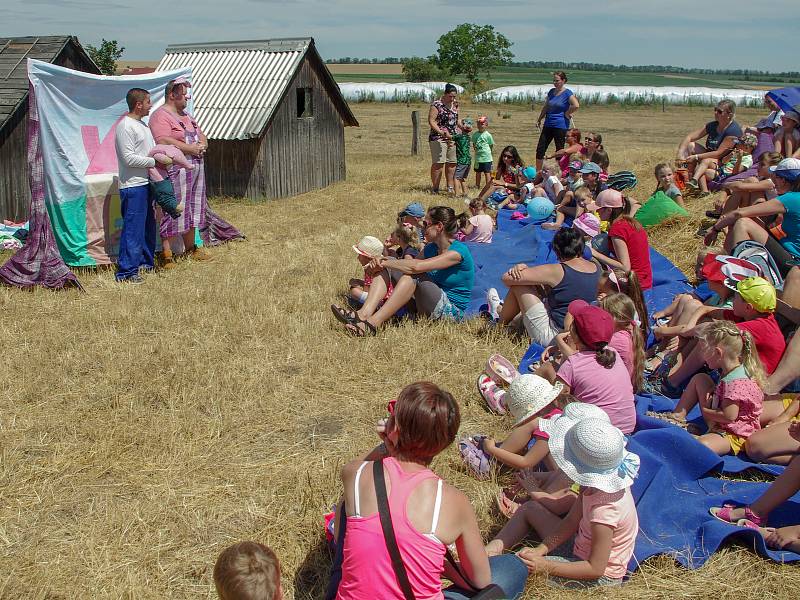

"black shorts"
[474,161,493,173]
[536,126,567,160]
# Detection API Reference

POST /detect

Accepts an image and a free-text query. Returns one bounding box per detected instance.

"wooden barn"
[157,38,359,200]
[0,36,100,221]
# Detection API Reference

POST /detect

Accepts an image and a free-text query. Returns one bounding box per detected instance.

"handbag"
[373,459,507,600]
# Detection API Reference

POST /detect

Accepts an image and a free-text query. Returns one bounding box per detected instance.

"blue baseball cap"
[522,166,537,181]
[578,162,602,175]
[769,158,800,182]
[399,202,425,218]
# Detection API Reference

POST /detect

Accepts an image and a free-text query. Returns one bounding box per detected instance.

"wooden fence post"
[411,110,419,156]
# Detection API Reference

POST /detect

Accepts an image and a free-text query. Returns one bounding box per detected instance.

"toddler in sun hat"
[344,235,394,307]
[461,374,566,479]
[486,417,639,588]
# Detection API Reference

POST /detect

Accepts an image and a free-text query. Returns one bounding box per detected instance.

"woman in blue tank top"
[496,228,600,346]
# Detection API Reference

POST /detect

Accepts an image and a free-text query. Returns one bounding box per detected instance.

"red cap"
[568,300,614,349]
[700,253,726,283]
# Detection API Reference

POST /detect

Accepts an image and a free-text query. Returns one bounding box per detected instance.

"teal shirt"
[423,240,475,311]
[471,131,494,164]
[778,191,800,257]
[454,133,472,165]
[721,364,748,382]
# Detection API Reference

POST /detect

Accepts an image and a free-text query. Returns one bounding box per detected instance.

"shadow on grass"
[293,536,334,600]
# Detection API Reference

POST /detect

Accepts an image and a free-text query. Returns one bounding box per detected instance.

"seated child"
[662,276,785,396]
[460,374,565,479]
[460,198,494,243]
[535,160,565,203]
[599,293,645,392]
[536,300,637,434]
[494,401,612,520]
[542,186,593,231]
[486,417,640,589]
[214,541,282,600]
[590,149,610,183]
[572,212,601,259]
[564,160,584,191]
[701,134,757,191]
[658,320,764,456]
[716,151,782,216]
[148,144,190,218]
[633,163,690,228]
[330,236,392,326]
[384,223,420,259]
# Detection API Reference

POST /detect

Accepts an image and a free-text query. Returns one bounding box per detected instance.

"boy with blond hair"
[214,541,282,600]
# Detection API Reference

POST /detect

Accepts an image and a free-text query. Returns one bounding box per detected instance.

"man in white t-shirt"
[114,88,166,283]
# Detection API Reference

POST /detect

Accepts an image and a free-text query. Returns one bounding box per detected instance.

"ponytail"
[739,330,766,389]
[428,206,460,237]
[696,321,766,389]
[609,196,642,230]
[595,345,616,369]
[457,211,470,230]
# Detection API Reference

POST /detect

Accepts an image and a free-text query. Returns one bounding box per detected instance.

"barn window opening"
[296,87,313,118]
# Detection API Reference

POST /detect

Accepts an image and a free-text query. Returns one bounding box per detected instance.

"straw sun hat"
[506,374,563,426]
[547,417,640,493]
[352,235,384,259]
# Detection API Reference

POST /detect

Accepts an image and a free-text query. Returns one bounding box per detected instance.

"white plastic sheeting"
[473,84,767,106]
[338,81,465,102]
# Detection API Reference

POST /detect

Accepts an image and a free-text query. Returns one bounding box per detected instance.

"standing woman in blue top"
[341,207,475,336]
[535,71,580,173]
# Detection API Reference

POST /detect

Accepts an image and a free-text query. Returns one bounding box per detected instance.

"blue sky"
[6,0,798,71]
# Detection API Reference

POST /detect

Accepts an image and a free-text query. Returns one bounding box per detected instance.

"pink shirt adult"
[149,108,202,146]
[573,488,639,580]
[609,219,653,290]
[557,349,637,434]
[464,214,494,243]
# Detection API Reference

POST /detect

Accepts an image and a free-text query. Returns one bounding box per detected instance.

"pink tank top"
[336,457,446,600]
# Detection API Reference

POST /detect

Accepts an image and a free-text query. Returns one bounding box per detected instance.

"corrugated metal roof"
[157,38,354,140]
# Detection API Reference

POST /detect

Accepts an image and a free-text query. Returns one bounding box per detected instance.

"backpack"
[731,240,784,291]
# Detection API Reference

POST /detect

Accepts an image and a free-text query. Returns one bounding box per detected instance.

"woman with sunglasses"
[328,382,528,599]
[340,206,475,336]
[677,100,743,194]
[478,146,525,204]
[535,71,579,174]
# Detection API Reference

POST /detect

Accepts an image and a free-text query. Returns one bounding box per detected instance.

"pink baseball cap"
[595,189,624,208]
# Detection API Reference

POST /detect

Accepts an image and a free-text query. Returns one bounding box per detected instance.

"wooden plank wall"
[0,107,28,221]
[204,56,346,200]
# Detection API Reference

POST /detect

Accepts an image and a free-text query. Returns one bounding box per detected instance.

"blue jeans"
[443,554,528,600]
[116,184,156,280]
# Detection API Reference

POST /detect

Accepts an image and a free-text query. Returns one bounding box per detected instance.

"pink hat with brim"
[596,189,624,208]
[573,213,601,238]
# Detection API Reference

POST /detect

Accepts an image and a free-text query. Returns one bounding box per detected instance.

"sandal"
[477,374,507,414]
[344,319,377,337]
[458,437,491,479]
[485,353,519,386]
[331,303,360,325]
[709,504,766,527]
[496,491,521,519]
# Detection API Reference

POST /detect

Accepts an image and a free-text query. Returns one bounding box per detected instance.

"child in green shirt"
[472,116,495,191]
[453,120,473,198]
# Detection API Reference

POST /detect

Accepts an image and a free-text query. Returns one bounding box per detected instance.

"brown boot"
[187,245,213,261]
[160,245,177,269]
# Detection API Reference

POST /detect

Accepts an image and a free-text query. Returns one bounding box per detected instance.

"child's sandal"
[458,437,492,479]
[477,374,507,414]
[485,353,519,386]
[709,504,765,527]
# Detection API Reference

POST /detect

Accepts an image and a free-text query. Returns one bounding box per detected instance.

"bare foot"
[497,491,521,519]
[485,539,504,557]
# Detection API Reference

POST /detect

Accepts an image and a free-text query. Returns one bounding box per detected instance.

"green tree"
[402,56,445,82]
[86,39,125,75]
[436,24,513,90]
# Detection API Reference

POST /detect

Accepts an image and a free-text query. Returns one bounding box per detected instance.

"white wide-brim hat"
[507,374,563,426]
[538,401,609,436]
[547,417,640,493]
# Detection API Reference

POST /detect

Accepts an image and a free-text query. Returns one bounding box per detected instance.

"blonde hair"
[391,223,420,250]
[696,321,765,389]
[573,186,593,205]
[541,159,558,174]
[214,542,281,600]
[600,293,645,392]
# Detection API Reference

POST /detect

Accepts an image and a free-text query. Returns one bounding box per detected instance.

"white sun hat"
[548,417,640,493]
[506,374,563,426]
[352,235,384,258]
[538,401,609,436]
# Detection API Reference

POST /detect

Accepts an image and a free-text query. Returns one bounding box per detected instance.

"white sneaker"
[486,287,502,321]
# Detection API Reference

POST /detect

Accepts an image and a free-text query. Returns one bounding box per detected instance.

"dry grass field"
[0,102,796,599]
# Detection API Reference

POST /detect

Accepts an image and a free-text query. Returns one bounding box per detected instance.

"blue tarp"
[465,209,799,568]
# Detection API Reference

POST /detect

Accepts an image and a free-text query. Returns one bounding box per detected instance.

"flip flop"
[485,353,519,386]
[458,437,491,479]
[496,491,521,519]
[331,303,360,325]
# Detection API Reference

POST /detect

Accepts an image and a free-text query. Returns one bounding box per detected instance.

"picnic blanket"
[468,207,799,568]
